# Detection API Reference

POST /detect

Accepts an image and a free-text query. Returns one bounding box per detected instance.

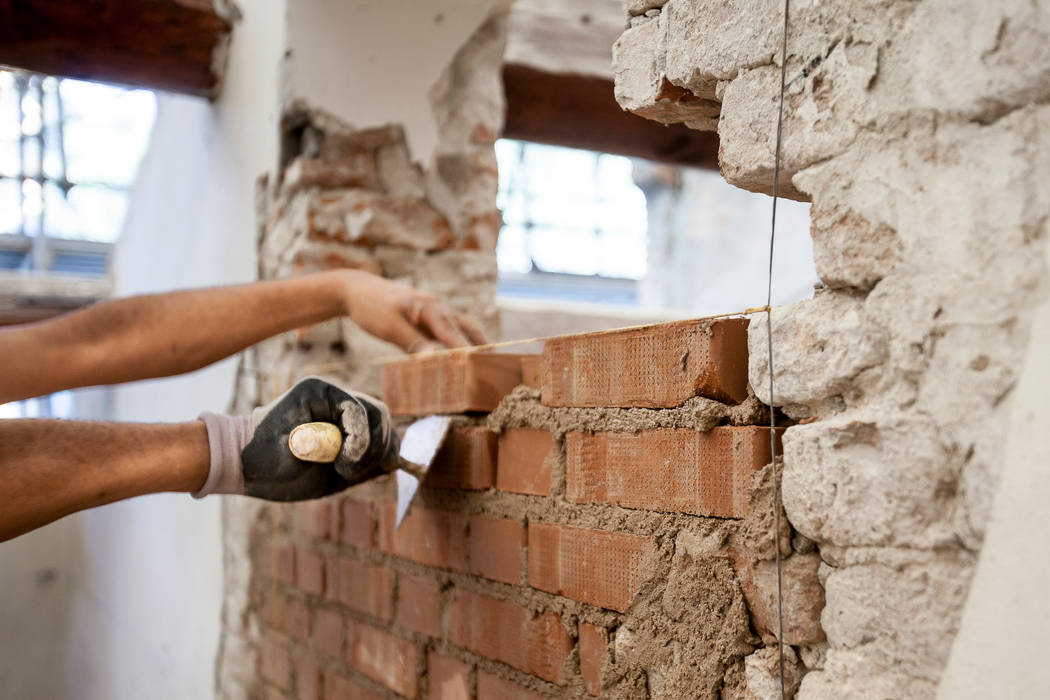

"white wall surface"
[0,4,284,698]
[938,221,1050,698]
[283,0,507,166]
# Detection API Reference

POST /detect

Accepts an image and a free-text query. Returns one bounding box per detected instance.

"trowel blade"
[395,415,453,528]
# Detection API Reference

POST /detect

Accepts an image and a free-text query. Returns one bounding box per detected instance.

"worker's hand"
[194,377,398,501]
[337,270,488,353]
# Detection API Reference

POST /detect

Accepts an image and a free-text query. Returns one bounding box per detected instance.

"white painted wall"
[0,4,284,699]
[283,0,507,166]
[938,223,1050,698]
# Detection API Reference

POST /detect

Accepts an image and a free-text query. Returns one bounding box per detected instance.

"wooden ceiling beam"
[0,0,233,97]
[501,63,718,169]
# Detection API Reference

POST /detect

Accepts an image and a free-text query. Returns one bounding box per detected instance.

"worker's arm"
[0,378,396,541]
[0,269,486,404]
[0,418,211,541]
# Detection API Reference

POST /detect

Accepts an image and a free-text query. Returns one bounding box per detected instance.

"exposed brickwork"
[426,427,498,490]
[579,623,608,697]
[261,638,292,690]
[346,621,419,698]
[296,499,336,540]
[325,671,382,700]
[341,498,374,548]
[295,654,323,700]
[231,230,815,700]
[541,318,750,406]
[449,589,572,684]
[427,651,470,700]
[476,671,551,700]
[379,503,468,572]
[295,547,326,596]
[330,557,394,621]
[469,515,526,584]
[313,607,345,659]
[396,575,441,638]
[381,352,526,414]
[520,355,542,390]
[565,427,779,518]
[497,428,555,496]
[527,522,656,612]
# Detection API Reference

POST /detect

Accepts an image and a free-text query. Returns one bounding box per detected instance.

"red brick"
[381,352,525,415]
[379,503,468,572]
[341,498,375,549]
[295,547,326,595]
[269,544,295,584]
[469,515,526,584]
[296,499,336,540]
[303,190,457,250]
[283,154,379,193]
[346,621,419,698]
[428,651,470,700]
[325,671,384,700]
[565,427,780,518]
[295,654,322,700]
[527,522,655,613]
[426,427,498,490]
[261,638,291,689]
[579,624,608,696]
[330,557,394,620]
[265,591,287,630]
[313,607,344,659]
[285,596,310,642]
[520,355,542,390]
[541,318,749,407]
[449,589,572,684]
[496,429,555,496]
[396,575,441,637]
[476,671,552,700]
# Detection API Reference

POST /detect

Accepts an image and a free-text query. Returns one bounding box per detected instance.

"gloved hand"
[194,377,398,501]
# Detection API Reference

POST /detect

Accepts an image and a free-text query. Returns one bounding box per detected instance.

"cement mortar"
[486,386,770,438]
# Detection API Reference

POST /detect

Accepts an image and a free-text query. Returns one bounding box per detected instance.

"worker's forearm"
[0,419,209,541]
[0,271,349,403]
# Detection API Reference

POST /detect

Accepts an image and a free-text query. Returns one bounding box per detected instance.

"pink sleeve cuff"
[194,412,253,498]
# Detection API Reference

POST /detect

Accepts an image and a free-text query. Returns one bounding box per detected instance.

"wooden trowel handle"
[289,422,342,463]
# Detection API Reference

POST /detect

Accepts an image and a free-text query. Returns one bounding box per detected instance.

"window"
[495,139,817,314]
[496,139,648,304]
[0,69,156,275]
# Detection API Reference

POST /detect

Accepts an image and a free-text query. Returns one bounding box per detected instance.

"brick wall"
[238,319,823,700]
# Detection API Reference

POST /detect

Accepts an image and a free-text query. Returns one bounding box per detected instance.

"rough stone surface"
[614,0,1050,696]
[744,645,802,700]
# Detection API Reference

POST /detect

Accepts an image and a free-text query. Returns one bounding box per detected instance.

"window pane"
[61,79,155,186]
[0,178,20,234]
[63,185,128,242]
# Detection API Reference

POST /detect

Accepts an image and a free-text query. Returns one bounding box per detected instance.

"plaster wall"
[614,0,1050,697]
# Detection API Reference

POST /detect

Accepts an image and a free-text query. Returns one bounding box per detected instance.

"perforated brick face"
[565,427,780,518]
[527,522,656,612]
[381,352,528,414]
[541,318,749,407]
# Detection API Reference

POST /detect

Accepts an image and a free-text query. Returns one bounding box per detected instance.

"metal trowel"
[288,415,452,528]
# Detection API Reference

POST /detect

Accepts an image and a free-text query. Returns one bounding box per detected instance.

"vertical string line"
[767,0,791,697]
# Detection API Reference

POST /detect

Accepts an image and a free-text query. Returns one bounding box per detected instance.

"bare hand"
[338,270,488,353]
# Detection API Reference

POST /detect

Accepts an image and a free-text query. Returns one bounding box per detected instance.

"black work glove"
[194,377,398,501]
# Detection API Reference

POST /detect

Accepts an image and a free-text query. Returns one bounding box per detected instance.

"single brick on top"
[381,351,531,415]
[565,426,780,518]
[541,317,749,407]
